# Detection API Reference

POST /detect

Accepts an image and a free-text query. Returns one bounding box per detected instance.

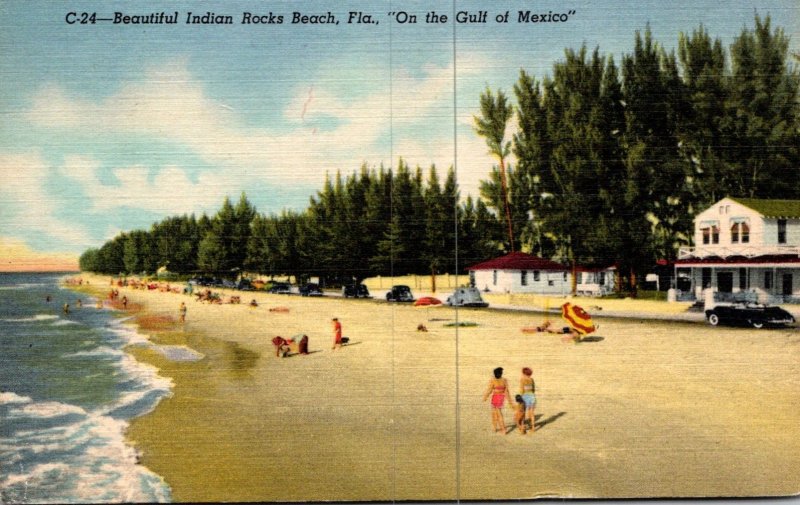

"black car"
[705,302,795,328]
[267,282,292,294]
[299,283,324,297]
[342,283,371,298]
[386,285,414,302]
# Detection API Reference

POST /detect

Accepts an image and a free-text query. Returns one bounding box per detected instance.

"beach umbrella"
[414,296,442,321]
[561,302,596,335]
[414,296,442,307]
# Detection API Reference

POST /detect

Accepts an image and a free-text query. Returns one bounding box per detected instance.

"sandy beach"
[70,275,800,501]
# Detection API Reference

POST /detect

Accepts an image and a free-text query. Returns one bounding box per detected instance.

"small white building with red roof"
[467,251,581,295]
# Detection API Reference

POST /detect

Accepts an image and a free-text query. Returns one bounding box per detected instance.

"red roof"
[467,252,567,271]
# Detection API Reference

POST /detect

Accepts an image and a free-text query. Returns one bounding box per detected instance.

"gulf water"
[0,273,173,503]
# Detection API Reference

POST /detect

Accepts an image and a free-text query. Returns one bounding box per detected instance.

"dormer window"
[730,219,750,244]
[701,221,719,245]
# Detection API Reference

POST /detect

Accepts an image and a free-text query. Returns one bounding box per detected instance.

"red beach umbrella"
[414,296,442,307]
[561,302,596,335]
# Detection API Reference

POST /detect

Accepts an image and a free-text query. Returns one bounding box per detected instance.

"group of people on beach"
[484,366,537,435]
[271,317,348,357]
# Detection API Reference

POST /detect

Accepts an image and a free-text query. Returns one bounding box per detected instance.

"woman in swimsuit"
[483,367,512,434]
[520,367,536,433]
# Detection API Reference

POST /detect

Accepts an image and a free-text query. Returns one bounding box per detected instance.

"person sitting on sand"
[249,299,258,308]
[483,367,512,434]
[297,334,309,355]
[272,336,291,357]
[520,367,536,433]
[513,395,527,435]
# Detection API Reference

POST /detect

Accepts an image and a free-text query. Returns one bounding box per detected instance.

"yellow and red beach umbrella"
[561,302,596,335]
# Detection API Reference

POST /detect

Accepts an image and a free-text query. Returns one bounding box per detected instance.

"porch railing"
[678,244,800,260]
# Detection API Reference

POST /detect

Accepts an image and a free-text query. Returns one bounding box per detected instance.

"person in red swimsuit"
[332,318,343,351]
[483,367,512,434]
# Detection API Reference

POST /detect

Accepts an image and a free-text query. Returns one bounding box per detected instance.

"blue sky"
[0,0,797,264]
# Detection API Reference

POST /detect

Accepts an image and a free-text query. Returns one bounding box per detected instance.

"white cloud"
[25,57,500,197]
[0,153,91,248]
[59,155,231,215]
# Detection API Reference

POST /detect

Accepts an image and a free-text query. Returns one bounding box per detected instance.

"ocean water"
[0,273,173,503]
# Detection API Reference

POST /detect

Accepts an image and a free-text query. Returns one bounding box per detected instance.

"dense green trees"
[80,164,476,285]
[81,16,798,292]
[481,15,798,290]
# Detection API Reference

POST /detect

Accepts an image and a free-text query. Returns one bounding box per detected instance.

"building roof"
[467,252,567,271]
[730,198,800,219]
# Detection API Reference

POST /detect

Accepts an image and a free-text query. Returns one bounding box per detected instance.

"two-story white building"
[675,197,800,303]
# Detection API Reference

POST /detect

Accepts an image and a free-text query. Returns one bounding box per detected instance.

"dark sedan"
[705,302,795,328]
[267,282,292,294]
[299,283,324,297]
[386,285,414,302]
[342,283,371,298]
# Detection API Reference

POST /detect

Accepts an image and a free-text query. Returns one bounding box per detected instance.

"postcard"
[1,0,799,502]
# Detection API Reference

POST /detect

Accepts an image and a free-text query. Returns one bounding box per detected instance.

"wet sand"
[73,277,800,501]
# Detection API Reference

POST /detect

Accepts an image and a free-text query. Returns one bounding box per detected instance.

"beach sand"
[73,276,800,501]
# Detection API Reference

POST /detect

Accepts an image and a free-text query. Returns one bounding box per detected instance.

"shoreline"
[68,274,800,501]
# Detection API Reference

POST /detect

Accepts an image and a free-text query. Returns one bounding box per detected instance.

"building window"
[765,271,773,290]
[778,219,787,244]
[493,270,497,286]
[731,223,739,243]
[533,270,540,282]
[521,270,528,286]
[741,222,749,243]
[701,225,719,244]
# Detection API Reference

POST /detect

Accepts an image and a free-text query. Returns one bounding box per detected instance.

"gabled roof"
[467,252,567,271]
[729,198,800,219]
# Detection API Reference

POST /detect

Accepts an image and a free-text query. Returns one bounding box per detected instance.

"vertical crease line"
[452,0,461,502]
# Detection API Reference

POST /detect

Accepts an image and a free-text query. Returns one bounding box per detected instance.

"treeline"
[81,16,799,289]
[477,16,799,289]
[79,162,501,282]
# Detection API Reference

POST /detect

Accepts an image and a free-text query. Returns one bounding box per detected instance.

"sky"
[0,0,797,270]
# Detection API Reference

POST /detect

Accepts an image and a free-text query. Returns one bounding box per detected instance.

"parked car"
[342,283,371,298]
[236,279,254,291]
[299,283,324,297]
[705,302,795,328]
[386,285,414,302]
[446,287,489,308]
[267,282,292,294]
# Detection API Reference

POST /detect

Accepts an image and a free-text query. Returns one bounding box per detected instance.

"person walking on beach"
[519,367,537,433]
[331,317,342,351]
[121,296,128,309]
[179,302,187,323]
[483,367,512,434]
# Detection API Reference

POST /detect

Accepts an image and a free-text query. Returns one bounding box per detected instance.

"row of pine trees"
[80,17,800,290]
